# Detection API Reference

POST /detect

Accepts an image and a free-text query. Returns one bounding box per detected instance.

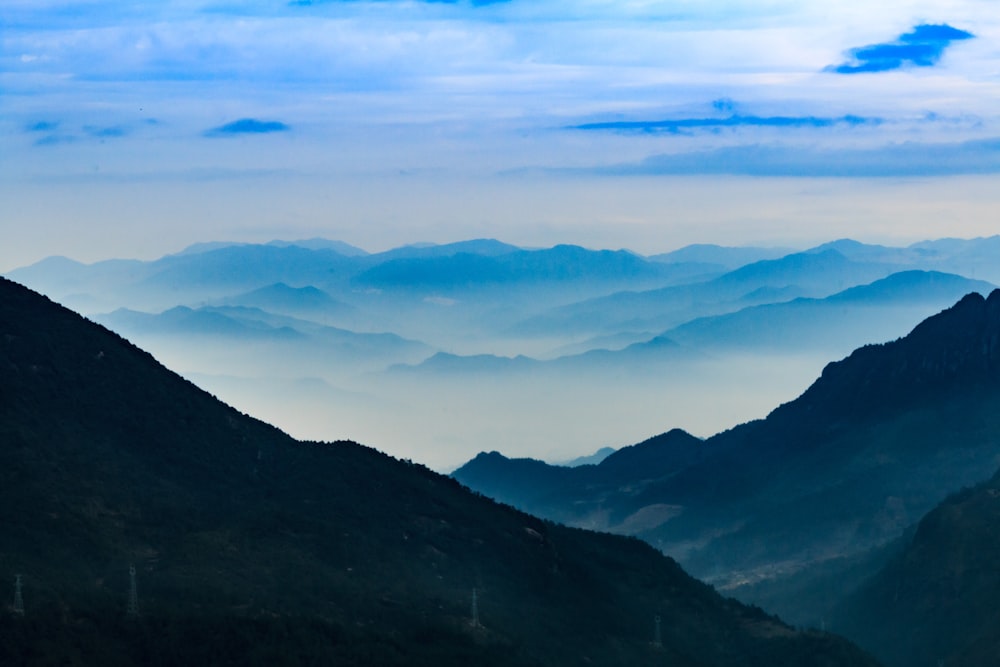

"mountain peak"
[771,289,1000,428]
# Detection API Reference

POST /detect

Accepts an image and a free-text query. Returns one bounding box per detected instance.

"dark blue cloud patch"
[204,118,291,137]
[26,121,60,133]
[829,23,973,74]
[573,114,880,134]
[712,98,737,113]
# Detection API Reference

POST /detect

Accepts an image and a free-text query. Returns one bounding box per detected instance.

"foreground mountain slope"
[0,278,873,666]
[831,470,1000,667]
[456,290,1000,595]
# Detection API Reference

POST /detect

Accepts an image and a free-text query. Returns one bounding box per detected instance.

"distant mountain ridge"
[8,235,1000,470]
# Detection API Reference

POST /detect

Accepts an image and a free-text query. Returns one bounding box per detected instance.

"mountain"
[371,239,523,260]
[649,244,794,270]
[353,244,678,292]
[456,429,707,527]
[831,469,1000,667]
[94,304,432,377]
[0,277,875,666]
[97,305,306,340]
[661,270,995,356]
[555,446,616,467]
[456,290,1000,606]
[5,244,363,313]
[266,238,370,256]
[392,335,703,377]
[813,236,1000,284]
[515,249,898,336]
[218,282,356,319]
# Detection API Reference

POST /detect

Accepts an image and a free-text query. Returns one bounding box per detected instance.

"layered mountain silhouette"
[0,277,875,666]
[7,236,1000,471]
[455,290,1000,605]
[661,270,994,356]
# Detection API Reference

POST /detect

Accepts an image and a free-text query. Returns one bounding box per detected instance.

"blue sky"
[2,0,999,269]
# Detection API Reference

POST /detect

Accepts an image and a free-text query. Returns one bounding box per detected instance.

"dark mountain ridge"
[0,277,874,666]
[832,469,1000,667]
[456,290,1000,595]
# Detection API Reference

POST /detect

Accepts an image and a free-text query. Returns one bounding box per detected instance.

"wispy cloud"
[27,121,133,147]
[84,125,128,138]
[204,119,291,137]
[32,134,76,147]
[580,138,1000,177]
[828,23,974,74]
[572,114,881,134]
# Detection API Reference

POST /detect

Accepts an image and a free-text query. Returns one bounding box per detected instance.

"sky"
[2,0,1000,271]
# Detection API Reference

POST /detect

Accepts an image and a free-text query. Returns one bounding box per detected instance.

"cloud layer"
[574,114,881,134]
[596,138,1000,177]
[2,0,1000,272]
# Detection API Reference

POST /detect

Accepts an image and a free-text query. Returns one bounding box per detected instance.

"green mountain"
[0,277,875,666]
[455,290,1000,611]
[831,467,1000,667]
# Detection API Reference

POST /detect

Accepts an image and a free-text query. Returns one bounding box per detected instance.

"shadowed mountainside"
[0,277,876,666]
[831,469,1000,667]
[455,290,1000,608]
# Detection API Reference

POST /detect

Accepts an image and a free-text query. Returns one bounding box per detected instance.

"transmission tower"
[471,588,481,628]
[127,564,139,618]
[13,574,24,616]
[653,614,662,649]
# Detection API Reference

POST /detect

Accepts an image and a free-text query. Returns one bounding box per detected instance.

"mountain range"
[6,236,999,470]
[0,276,876,666]
[454,289,1000,655]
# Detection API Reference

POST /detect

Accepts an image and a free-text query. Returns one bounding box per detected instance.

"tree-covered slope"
[832,470,1000,667]
[0,278,875,666]
[456,290,1000,594]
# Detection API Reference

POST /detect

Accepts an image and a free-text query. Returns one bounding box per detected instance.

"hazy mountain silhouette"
[817,235,1000,283]
[648,244,793,270]
[177,238,369,257]
[10,236,1000,473]
[555,446,617,467]
[514,249,898,336]
[371,238,523,261]
[353,244,678,292]
[662,270,994,355]
[456,290,1000,609]
[217,282,356,317]
[0,277,876,666]
[98,306,306,340]
[392,335,703,377]
[95,304,432,376]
